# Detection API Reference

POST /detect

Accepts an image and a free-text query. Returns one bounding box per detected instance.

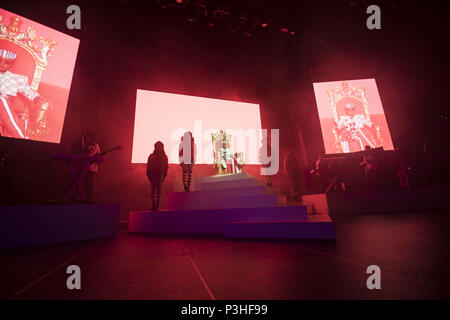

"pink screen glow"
[132,90,263,164]
[0,8,79,143]
[313,79,394,154]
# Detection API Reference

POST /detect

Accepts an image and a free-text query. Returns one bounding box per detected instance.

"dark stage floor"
[1,210,450,300]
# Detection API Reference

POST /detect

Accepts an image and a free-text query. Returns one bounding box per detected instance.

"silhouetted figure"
[70,130,101,202]
[360,145,378,190]
[310,153,330,193]
[179,132,196,192]
[390,144,410,189]
[147,141,168,211]
[284,152,301,201]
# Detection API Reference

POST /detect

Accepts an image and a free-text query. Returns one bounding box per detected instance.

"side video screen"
[0,8,79,143]
[313,78,394,154]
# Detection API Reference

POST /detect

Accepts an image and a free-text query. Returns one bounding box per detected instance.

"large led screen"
[313,79,394,154]
[132,90,263,164]
[0,8,79,143]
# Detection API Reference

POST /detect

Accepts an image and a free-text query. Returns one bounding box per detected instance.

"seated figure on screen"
[0,49,49,139]
[336,103,377,153]
[218,140,233,174]
[211,130,234,175]
[326,81,384,154]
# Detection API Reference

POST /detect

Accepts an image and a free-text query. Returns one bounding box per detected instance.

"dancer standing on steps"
[147,141,168,211]
[179,131,197,192]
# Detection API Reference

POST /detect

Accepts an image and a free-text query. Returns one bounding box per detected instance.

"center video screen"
[313,78,394,154]
[132,89,263,164]
[0,8,79,143]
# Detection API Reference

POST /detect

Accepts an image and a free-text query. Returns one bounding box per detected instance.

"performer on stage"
[179,131,197,192]
[337,103,378,153]
[147,141,168,211]
[0,49,48,139]
[284,152,301,201]
[70,130,101,202]
[360,145,378,190]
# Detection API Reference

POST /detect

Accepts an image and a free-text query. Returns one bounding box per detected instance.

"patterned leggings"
[181,163,194,192]
[149,173,165,210]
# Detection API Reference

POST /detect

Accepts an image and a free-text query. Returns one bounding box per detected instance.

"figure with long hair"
[70,130,101,202]
[179,131,196,192]
[147,141,169,210]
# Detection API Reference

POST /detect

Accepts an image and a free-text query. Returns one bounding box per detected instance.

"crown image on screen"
[0,14,56,91]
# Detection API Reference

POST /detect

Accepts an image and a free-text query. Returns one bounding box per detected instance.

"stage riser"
[217,194,286,209]
[199,178,261,190]
[0,204,120,249]
[193,172,261,191]
[129,205,308,234]
[302,187,450,216]
[129,212,224,234]
[168,187,285,211]
[224,220,336,240]
[167,185,267,210]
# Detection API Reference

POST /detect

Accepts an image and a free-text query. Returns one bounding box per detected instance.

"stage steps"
[193,172,262,190]
[167,176,286,211]
[130,173,336,239]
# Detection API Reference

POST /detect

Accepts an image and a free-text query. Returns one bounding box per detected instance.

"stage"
[302,186,450,216]
[0,204,120,249]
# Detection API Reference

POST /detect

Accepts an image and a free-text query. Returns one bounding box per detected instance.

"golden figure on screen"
[211,130,233,175]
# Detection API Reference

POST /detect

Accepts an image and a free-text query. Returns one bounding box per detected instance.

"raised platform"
[302,186,450,216]
[131,173,336,239]
[129,206,335,239]
[168,172,286,210]
[0,204,120,249]
[193,172,261,190]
